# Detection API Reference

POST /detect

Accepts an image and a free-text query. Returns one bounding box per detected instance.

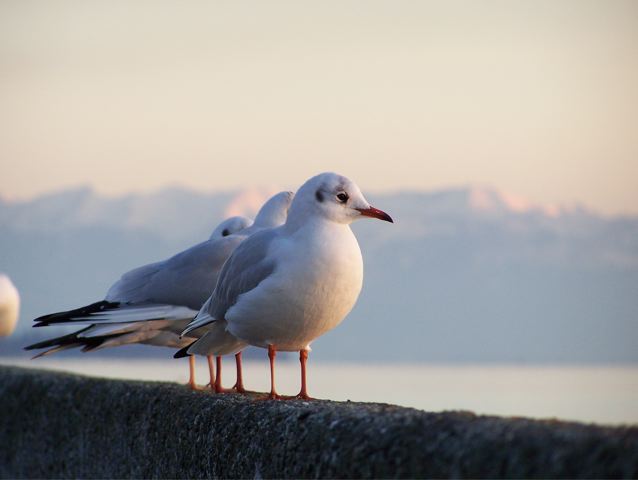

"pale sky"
[1,0,637,214]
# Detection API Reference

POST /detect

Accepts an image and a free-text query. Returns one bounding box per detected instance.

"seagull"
[25,191,294,390]
[179,172,393,399]
[209,215,254,240]
[24,215,250,389]
[0,274,20,337]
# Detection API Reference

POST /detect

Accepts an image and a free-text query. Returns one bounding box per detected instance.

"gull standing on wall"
[180,172,393,398]
[26,191,294,390]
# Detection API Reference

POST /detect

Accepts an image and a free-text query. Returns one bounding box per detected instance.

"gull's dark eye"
[222,229,230,236]
[336,192,349,203]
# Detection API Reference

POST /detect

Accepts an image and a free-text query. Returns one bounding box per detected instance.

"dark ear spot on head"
[222,229,230,236]
[315,190,324,202]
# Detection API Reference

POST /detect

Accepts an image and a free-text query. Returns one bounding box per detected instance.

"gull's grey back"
[106,235,245,310]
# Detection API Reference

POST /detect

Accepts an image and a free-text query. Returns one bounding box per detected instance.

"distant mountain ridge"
[1,185,637,363]
[0,186,233,242]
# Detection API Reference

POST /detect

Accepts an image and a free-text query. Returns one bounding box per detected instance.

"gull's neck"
[284,210,351,237]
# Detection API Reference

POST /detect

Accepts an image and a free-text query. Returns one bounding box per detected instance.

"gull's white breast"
[226,221,363,351]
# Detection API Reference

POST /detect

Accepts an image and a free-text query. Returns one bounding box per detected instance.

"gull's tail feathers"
[173,344,193,358]
[26,322,195,357]
[31,343,81,359]
[34,302,198,327]
[176,321,247,358]
[24,326,94,350]
[180,297,216,337]
[24,326,126,358]
[76,319,176,339]
[92,329,194,350]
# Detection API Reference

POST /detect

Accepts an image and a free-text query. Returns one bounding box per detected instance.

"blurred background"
[1,0,637,423]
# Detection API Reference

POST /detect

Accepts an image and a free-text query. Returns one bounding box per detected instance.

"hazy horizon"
[1,1,637,214]
[1,180,635,221]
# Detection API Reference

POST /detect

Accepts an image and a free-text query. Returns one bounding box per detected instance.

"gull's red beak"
[356,206,394,223]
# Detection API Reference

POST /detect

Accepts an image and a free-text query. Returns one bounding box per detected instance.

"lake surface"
[3,357,637,426]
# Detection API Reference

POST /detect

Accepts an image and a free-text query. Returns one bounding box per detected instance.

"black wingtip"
[32,300,121,325]
[24,326,93,351]
[174,345,192,359]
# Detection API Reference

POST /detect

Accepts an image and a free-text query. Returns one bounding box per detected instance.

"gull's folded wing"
[181,229,278,337]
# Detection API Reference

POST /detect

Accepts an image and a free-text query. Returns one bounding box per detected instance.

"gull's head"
[209,216,253,240]
[290,172,393,225]
[253,191,295,228]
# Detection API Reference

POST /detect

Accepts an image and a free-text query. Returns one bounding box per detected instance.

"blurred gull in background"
[0,274,20,337]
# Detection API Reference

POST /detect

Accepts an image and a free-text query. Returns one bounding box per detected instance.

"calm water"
[3,357,637,426]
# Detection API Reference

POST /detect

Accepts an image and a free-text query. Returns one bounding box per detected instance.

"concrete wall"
[1,365,637,479]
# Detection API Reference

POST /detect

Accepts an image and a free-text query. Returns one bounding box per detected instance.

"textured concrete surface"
[1,365,637,479]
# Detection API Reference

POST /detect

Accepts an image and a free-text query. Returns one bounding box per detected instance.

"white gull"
[180,172,392,398]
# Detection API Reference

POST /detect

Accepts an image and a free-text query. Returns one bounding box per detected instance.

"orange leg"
[188,356,199,391]
[233,351,246,393]
[268,344,281,399]
[296,349,312,400]
[207,355,215,389]
[214,356,234,393]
